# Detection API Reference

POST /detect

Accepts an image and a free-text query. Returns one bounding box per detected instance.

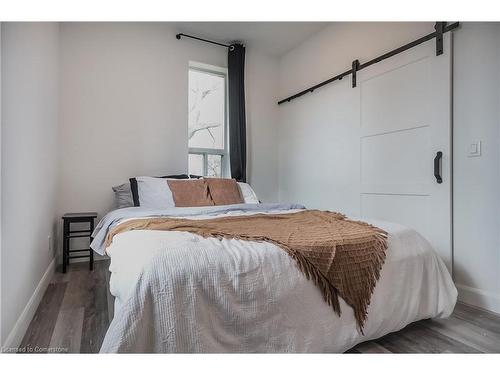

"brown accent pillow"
[205,178,244,206]
[167,179,214,207]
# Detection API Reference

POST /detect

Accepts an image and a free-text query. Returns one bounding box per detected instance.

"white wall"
[277,22,500,313]
[278,23,433,99]
[58,23,279,230]
[452,23,500,312]
[59,23,224,219]
[245,47,279,202]
[0,22,3,345]
[1,22,60,346]
[278,76,360,214]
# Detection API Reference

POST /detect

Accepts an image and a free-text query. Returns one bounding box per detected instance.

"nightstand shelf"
[62,212,98,273]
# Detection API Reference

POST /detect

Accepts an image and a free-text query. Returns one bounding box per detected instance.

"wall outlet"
[48,235,53,254]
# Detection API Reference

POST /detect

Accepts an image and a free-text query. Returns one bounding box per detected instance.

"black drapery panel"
[228,43,247,182]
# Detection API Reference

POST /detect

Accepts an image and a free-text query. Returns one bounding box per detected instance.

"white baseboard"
[1,258,55,352]
[456,283,500,315]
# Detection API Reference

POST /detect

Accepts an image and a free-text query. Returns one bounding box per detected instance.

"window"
[188,62,228,177]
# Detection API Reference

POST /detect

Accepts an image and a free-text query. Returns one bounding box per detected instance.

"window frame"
[188,62,229,178]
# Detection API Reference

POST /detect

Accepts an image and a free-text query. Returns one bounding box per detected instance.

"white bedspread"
[100,209,457,353]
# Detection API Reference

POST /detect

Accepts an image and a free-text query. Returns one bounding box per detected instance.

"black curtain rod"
[278,22,460,105]
[176,33,235,51]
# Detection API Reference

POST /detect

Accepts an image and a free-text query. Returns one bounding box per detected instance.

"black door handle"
[434,151,443,184]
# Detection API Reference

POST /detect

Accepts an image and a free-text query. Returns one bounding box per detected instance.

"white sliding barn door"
[358,34,452,270]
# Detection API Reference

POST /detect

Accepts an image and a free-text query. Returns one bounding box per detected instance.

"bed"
[91,202,457,353]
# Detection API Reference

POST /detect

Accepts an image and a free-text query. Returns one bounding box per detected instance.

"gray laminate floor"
[19,260,500,353]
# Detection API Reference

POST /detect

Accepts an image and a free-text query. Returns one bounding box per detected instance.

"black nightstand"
[62,212,98,273]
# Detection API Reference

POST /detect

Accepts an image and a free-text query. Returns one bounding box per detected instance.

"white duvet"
[99,208,457,353]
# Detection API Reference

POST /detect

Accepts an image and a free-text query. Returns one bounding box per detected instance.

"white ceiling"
[173,22,329,57]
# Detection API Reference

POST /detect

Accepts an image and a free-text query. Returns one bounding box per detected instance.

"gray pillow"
[135,176,176,209]
[112,183,134,209]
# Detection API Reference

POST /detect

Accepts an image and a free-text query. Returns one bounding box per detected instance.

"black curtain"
[228,43,247,182]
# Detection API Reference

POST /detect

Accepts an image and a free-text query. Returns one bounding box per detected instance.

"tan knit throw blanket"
[105,210,388,331]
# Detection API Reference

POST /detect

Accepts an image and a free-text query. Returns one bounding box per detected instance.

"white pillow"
[237,182,259,204]
[136,176,175,209]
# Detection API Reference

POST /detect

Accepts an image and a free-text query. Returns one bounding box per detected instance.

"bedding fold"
[91,203,306,255]
[104,210,388,330]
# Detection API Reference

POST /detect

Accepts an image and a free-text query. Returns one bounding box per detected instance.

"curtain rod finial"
[176,34,182,40]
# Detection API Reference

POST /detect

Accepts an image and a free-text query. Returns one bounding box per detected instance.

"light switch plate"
[468,141,481,157]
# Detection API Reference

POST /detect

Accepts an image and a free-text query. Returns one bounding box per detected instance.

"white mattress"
[101,212,457,353]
